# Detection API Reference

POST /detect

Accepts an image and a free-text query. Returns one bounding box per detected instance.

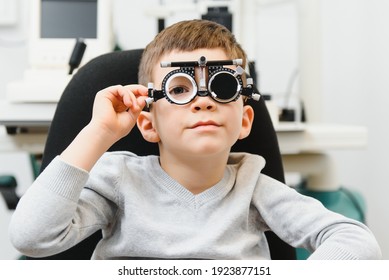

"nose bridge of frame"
[194,65,209,92]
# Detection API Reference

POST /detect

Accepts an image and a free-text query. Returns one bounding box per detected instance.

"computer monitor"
[28,0,114,68]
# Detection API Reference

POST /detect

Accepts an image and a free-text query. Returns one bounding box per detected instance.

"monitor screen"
[28,0,113,68]
[41,0,97,39]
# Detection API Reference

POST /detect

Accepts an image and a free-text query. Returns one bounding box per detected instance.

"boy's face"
[138,48,254,159]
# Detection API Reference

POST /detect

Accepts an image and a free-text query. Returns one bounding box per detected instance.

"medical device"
[29,0,113,68]
[146,56,260,107]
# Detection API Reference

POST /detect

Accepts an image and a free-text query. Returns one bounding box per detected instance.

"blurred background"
[1,0,388,259]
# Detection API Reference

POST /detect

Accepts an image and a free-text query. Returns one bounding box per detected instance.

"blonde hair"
[138,19,247,86]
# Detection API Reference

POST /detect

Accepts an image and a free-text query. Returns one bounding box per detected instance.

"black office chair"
[32,49,296,260]
[0,175,19,210]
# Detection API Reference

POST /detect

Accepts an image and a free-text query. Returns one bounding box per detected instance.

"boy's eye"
[164,73,197,103]
[169,86,190,95]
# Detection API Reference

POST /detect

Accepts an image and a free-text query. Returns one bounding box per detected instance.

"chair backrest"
[37,49,296,260]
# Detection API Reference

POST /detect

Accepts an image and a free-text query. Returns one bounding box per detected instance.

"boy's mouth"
[191,120,220,129]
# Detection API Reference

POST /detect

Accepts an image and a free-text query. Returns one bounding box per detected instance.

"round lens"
[209,71,240,103]
[164,73,197,105]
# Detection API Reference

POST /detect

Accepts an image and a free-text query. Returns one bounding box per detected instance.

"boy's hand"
[60,84,148,171]
[91,85,149,142]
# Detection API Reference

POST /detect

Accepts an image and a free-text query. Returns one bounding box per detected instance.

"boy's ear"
[137,111,160,143]
[239,105,254,140]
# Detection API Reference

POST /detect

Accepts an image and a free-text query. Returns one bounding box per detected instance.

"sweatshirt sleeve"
[8,156,118,258]
[253,174,382,260]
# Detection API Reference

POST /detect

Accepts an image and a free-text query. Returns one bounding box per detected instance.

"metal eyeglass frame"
[145,56,260,107]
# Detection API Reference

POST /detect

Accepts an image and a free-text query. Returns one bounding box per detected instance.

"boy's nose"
[191,95,216,111]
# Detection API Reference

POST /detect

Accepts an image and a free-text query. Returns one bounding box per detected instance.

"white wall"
[1,0,388,259]
[0,0,29,101]
[320,0,389,259]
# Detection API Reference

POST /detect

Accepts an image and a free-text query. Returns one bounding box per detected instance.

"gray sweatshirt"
[9,152,381,259]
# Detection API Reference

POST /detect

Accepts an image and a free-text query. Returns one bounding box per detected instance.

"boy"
[9,20,381,259]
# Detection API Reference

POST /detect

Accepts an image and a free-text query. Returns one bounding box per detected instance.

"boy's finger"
[115,86,133,109]
[123,84,149,97]
[124,87,143,111]
[123,85,149,111]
